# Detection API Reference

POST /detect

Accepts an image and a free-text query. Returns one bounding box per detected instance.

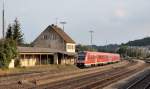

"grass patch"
[0,64,79,75]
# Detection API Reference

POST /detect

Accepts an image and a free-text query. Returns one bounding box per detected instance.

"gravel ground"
[103,60,149,89]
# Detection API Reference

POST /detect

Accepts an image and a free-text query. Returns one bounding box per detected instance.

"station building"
[10,24,76,68]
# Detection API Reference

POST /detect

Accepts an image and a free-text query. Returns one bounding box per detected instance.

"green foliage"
[126,37,150,46]
[0,39,18,68]
[76,44,119,53]
[12,18,24,45]
[6,24,13,39]
[5,18,24,46]
[117,45,149,59]
[1,18,25,68]
[76,44,97,52]
[117,45,128,57]
[98,44,119,53]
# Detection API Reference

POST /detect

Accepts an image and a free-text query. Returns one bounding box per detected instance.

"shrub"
[0,39,18,68]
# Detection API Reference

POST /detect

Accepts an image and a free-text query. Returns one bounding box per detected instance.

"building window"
[51,34,53,40]
[54,35,57,40]
[43,35,48,40]
[67,45,74,50]
[53,35,55,40]
[72,45,75,49]
[67,45,69,49]
[55,35,57,40]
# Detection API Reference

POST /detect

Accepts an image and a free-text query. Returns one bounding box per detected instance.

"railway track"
[0,61,130,86]
[34,68,131,89]
[126,69,150,89]
[0,60,146,89]
[31,61,146,89]
[33,62,135,86]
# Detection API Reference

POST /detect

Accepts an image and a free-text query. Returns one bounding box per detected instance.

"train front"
[77,51,86,67]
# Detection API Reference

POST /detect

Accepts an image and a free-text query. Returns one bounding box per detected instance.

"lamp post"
[2,0,5,38]
[89,30,94,50]
[60,21,67,31]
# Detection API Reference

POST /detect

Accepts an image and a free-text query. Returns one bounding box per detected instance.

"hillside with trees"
[125,37,150,46]
[76,44,119,53]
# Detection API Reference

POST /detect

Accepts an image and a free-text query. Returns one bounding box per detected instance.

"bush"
[0,39,18,68]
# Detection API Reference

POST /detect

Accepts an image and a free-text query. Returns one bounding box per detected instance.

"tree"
[12,18,24,45]
[0,39,18,68]
[6,24,13,39]
[76,44,97,52]
[117,45,128,57]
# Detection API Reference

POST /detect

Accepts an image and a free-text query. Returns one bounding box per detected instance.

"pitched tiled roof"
[49,25,75,43]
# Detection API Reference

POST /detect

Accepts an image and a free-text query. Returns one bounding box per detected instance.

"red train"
[77,51,121,67]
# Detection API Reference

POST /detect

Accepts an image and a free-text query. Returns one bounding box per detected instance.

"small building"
[16,24,76,67]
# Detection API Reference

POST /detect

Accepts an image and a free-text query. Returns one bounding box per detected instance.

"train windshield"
[78,52,86,60]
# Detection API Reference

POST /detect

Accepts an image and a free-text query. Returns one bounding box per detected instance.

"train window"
[98,55,107,59]
[78,56,85,60]
[93,55,95,59]
[88,55,92,59]
[88,55,91,59]
[108,56,111,59]
[105,56,108,59]
[87,55,96,59]
[98,55,102,59]
[78,52,86,60]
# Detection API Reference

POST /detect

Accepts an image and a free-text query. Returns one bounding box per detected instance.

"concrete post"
[54,53,58,64]
[40,54,41,65]
[47,55,49,64]
[63,54,66,64]
[23,54,25,66]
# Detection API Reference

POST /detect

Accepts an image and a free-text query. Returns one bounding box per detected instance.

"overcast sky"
[0,0,150,45]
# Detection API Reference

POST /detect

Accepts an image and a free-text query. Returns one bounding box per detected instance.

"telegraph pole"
[2,0,5,38]
[89,30,94,50]
[60,21,66,31]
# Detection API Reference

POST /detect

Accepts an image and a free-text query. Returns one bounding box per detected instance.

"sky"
[0,0,150,45]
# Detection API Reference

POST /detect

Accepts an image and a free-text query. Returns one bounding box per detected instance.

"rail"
[35,61,146,89]
[126,71,150,89]
[144,82,150,89]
